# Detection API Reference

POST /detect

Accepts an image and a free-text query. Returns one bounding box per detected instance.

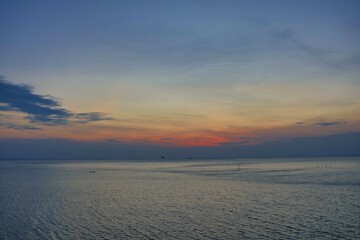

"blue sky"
[0,0,359,158]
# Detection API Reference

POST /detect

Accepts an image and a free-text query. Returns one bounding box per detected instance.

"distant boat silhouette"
[89,170,96,173]
[161,156,165,159]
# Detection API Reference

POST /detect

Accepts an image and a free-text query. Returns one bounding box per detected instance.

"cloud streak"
[0,122,42,131]
[314,121,347,127]
[273,28,360,70]
[274,29,330,64]
[0,77,112,128]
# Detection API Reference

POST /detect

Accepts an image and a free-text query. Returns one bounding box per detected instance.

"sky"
[1,0,360,159]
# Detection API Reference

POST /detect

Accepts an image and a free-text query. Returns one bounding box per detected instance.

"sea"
[0,157,359,239]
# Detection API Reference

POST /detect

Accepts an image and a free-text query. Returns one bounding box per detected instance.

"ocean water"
[0,157,359,240]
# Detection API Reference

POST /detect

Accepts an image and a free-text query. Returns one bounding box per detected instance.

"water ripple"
[0,158,359,239]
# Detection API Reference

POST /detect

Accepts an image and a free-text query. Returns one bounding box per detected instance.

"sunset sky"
[1,0,360,159]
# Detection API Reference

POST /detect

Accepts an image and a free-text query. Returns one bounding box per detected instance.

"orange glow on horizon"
[1,120,359,148]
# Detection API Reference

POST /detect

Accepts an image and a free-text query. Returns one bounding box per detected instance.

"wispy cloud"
[314,121,347,127]
[0,122,42,131]
[273,28,360,70]
[332,53,360,70]
[73,112,113,124]
[0,77,113,128]
[274,28,330,64]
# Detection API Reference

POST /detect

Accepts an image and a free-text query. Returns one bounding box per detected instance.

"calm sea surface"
[0,157,359,239]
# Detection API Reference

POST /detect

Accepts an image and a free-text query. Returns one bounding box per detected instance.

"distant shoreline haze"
[1,132,359,160]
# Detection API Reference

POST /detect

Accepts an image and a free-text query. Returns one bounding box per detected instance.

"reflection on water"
[1,157,359,239]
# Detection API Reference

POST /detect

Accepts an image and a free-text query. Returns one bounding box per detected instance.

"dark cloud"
[0,78,71,125]
[314,121,346,127]
[0,77,113,128]
[160,138,174,141]
[104,138,125,143]
[104,139,119,143]
[103,138,155,144]
[0,123,41,131]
